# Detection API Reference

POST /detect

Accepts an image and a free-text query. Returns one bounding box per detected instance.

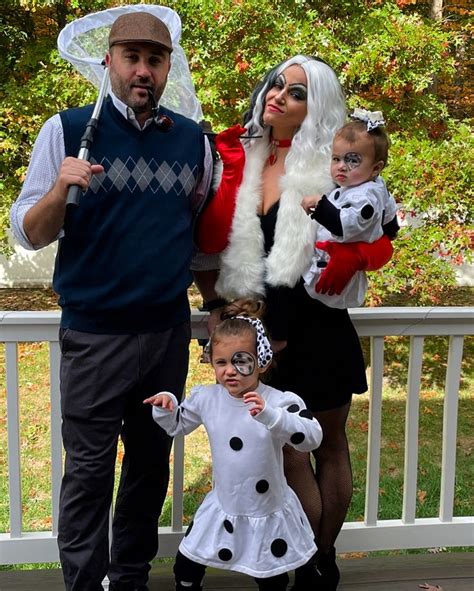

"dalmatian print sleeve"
[253,392,322,452]
[151,387,204,437]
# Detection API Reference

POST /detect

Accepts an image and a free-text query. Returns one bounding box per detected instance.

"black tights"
[174,550,289,590]
[283,401,353,554]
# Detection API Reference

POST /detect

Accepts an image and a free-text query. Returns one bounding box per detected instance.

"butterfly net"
[57,4,203,122]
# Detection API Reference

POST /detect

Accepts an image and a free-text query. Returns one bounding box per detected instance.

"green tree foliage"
[371,122,472,305]
[0,0,472,303]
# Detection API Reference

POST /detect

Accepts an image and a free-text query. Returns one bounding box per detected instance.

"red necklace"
[268,137,292,165]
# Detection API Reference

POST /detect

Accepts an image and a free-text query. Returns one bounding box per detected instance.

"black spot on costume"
[229,437,243,451]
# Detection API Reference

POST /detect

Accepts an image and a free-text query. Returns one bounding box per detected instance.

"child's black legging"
[174,550,289,590]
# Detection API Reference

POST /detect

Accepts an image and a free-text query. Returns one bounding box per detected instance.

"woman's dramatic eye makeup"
[272,74,307,100]
[274,74,285,88]
[289,85,307,100]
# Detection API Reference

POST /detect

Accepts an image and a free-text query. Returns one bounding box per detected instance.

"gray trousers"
[57,322,191,590]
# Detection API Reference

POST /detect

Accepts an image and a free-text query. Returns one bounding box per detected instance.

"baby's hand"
[301,194,322,215]
[243,391,265,416]
[143,393,174,411]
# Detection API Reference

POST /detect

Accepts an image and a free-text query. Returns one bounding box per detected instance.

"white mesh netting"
[57,4,203,121]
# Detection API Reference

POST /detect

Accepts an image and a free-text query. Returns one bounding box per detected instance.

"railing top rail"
[347,306,474,321]
[1,307,473,322]
[0,308,472,341]
[0,311,61,324]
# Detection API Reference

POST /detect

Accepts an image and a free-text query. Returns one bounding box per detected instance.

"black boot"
[290,552,323,590]
[175,583,203,591]
[315,547,340,590]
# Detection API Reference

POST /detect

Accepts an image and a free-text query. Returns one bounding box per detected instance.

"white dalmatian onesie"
[152,381,322,578]
[303,175,398,308]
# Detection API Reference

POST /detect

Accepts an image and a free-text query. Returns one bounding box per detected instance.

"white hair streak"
[244,55,347,173]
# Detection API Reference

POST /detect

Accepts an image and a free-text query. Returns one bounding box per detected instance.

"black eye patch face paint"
[344,152,362,170]
[231,351,256,376]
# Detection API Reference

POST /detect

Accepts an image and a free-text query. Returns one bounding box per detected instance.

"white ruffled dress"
[152,382,322,578]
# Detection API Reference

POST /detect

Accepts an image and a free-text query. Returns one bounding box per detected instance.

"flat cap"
[109,12,173,52]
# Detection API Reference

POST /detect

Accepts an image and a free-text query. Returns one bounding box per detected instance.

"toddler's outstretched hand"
[143,393,174,411]
[243,391,265,416]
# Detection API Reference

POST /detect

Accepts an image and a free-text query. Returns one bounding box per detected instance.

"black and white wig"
[243,55,346,172]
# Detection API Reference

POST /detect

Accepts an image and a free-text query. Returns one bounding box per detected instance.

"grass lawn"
[0,286,472,568]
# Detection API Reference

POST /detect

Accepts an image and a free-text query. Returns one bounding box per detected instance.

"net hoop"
[57,4,203,121]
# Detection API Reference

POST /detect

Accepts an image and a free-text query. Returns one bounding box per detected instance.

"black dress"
[259,202,368,412]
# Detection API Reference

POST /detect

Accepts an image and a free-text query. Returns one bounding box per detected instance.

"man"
[10,11,215,591]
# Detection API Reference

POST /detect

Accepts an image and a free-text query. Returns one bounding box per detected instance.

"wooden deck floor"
[0,552,472,590]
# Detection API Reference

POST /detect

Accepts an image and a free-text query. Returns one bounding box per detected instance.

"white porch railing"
[0,307,473,566]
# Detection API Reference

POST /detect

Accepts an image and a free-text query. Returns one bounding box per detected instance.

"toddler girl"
[144,300,323,590]
[302,108,399,308]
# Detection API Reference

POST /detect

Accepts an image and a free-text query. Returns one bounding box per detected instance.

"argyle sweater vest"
[56,99,205,333]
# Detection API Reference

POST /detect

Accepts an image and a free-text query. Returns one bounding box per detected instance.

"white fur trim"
[216,140,268,298]
[216,142,334,300]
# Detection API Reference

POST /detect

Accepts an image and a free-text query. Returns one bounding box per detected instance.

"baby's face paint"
[331,134,382,188]
[343,152,362,170]
[231,351,257,376]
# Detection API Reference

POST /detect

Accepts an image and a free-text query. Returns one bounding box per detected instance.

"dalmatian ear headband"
[351,108,385,132]
[234,316,273,369]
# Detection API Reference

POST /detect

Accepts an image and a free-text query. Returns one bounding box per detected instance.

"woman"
[197,55,394,590]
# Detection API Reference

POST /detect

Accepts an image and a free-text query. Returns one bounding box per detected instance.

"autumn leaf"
[418,489,427,504]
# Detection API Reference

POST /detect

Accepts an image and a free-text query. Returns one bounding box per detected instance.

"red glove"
[315,235,394,295]
[215,124,247,161]
[196,125,246,254]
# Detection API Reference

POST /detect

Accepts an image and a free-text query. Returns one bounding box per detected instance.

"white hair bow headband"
[235,316,273,368]
[351,108,385,131]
